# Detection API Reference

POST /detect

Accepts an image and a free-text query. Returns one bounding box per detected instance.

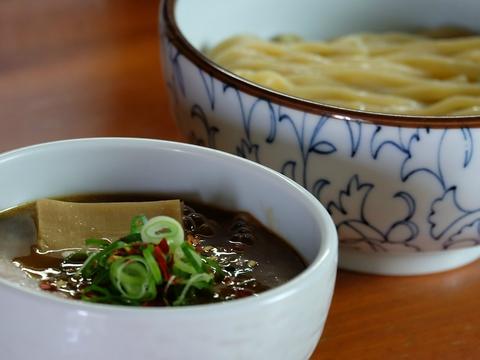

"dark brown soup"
[4,194,306,306]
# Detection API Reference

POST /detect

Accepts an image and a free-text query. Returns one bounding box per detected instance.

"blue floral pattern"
[327,175,419,252]
[160,36,480,253]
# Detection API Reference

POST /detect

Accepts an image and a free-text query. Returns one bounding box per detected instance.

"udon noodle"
[206,30,480,116]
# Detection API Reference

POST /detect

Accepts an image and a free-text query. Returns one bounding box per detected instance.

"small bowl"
[160,0,480,275]
[0,138,337,360]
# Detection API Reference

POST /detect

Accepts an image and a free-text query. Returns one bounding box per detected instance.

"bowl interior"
[176,0,480,50]
[0,138,333,264]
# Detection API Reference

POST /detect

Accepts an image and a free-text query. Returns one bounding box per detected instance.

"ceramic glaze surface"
[160,0,480,273]
[0,138,337,360]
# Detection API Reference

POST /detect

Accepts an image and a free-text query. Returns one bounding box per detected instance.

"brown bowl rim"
[162,0,480,129]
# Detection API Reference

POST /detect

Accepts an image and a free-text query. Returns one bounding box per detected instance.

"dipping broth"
[0,194,306,306]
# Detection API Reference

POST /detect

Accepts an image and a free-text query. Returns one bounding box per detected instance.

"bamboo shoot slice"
[36,199,182,250]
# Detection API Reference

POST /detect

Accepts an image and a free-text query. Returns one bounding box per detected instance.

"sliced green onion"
[141,216,184,247]
[63,251,88,263]
[204,258,224,279]
[173,273,213,306]
[163,274,177,306]
[91,268,110,286]
[181,242,203,273]
[81,284,114,303]
[79,251,102,277]
[142,245,162,284]
[67,213,224,306]
[80,240,127,278]
[119,232,142,243]
[109,256,157,301]
[173,246,197,275]
[85,238,111,248]
[130,215,148,234]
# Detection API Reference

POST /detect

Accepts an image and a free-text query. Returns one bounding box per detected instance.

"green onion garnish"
[67,215,222,306]
[141,216,184,247]
[109,256,157,301]
[180,242,203,273]
[173,273,213,306]
[130,215,148,234]
[142,245,162,284]
[85,238,111,248]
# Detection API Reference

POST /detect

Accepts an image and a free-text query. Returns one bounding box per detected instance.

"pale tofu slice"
[36,199,182,250]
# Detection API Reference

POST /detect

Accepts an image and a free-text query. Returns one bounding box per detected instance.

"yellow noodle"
[387,54,480,80]
[452,106,480,116]
[410,96,480,115]
[206,31,480,116]
[457,50,480,62]
[290,85,421,108]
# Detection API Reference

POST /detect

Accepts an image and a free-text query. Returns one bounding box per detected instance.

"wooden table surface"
[1,1,479,359]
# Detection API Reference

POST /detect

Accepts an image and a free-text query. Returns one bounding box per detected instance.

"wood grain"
[0,1,479,359]
[0,0,181,153]
[320,262,480,359]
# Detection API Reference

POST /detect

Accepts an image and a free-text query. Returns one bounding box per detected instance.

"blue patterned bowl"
[159,0,480,274]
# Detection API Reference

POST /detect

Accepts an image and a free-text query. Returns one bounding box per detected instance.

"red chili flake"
[127,248,141,255]
[115,249,128,257]
[154,245,170,280]
[186,234,202,247]
[39,281,55,291]
[159,239,169,254]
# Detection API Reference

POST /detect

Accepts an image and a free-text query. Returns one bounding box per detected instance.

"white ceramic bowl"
[160,0,480,275]
[0,138,337,360]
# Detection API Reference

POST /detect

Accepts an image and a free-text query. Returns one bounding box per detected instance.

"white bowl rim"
[161,0,480,128]
[0,137,337,315]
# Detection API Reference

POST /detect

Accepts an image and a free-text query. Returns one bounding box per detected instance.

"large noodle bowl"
[206,30,480,116]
